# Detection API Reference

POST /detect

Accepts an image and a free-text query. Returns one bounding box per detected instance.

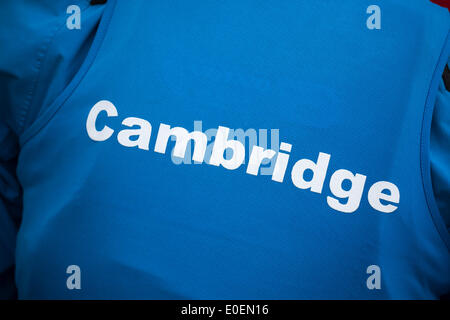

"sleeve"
[430,64,450,233]
[0,123,21,299]
[0,0,104,298]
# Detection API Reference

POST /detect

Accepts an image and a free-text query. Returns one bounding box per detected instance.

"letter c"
[86,100,118,141]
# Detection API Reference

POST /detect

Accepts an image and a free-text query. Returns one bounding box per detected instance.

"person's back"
[0,0,449,299]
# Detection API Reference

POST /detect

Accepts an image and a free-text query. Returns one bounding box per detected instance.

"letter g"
[86,100,118,141]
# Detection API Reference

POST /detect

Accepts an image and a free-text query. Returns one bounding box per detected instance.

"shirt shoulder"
[0,0,96,134]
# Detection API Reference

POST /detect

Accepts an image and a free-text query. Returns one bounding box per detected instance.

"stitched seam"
[419,30,450,251]
[18,0,91,135]
[19,0,116,146]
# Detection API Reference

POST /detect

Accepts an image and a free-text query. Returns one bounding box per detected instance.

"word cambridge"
[86,100,400,214]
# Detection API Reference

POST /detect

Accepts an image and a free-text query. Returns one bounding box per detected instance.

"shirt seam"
[420,29,450,251]
[18,0,92,135]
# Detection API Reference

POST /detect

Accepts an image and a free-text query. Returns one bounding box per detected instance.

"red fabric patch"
[430,0,450,10]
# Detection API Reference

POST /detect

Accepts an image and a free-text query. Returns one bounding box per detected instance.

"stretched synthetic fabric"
[9,0,450,298]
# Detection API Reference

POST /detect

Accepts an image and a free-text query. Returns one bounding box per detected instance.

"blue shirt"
[0,0,449,299]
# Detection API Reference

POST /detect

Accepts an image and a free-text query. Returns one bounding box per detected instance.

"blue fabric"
[0,0,449,299]
[431,76,450,233]
[0,0,104,299]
